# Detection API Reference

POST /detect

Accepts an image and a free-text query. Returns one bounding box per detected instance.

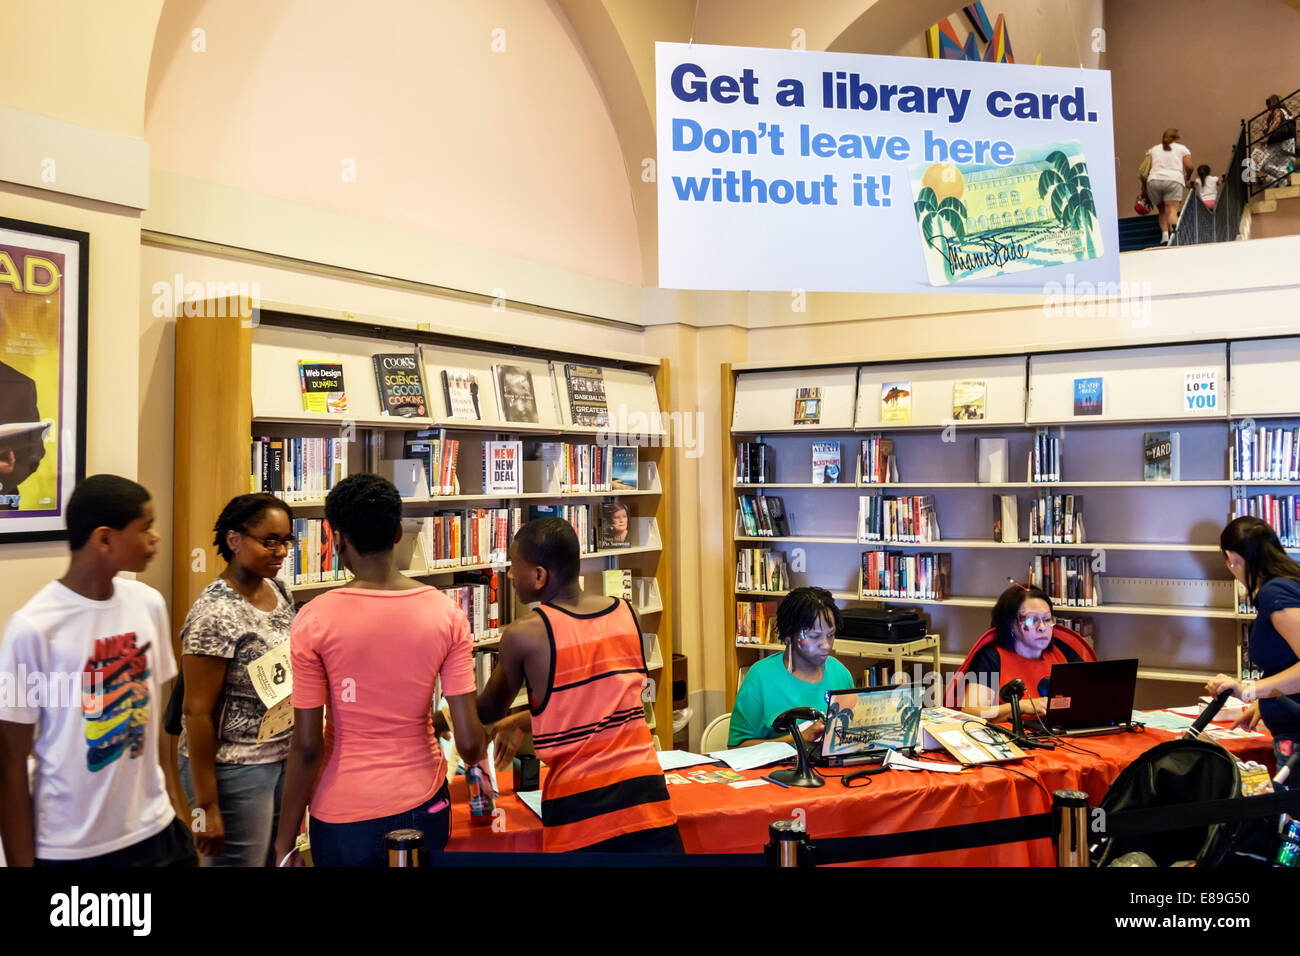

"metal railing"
[1245,87,1300,197]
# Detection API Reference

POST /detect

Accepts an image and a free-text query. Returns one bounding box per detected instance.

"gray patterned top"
[178,577,295,765]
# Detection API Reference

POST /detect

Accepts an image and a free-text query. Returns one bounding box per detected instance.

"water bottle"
[466,764,495,825]
[1274,816,1300,867]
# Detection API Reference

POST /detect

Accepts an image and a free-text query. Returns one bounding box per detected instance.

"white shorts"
[1147,179,1184,205]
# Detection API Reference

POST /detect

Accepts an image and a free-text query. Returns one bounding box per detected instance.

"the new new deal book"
[372,353,427,418]
[564,364,609,427]
[952,380,986,421]
[493,364,540,423]
[298,361,347,414]
[811,441,842,484]
[598,500,632,549]
[1073,377,1103,416]
[793,386,822,425]
[441,369,483,420]
[483,441,522,494]
[1143,431,1180,481]
[610,447,639,491]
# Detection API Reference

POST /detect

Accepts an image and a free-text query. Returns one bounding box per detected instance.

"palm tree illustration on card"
[909,140,1102,285]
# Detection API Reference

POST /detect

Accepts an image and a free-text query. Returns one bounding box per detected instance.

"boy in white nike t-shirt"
[0,475,195,866]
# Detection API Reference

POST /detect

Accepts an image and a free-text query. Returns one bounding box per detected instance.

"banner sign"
[656,42,1119,293]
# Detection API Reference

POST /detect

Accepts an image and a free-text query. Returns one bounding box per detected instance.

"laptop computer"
[812,683,923,767]
[1028,658,1139,737]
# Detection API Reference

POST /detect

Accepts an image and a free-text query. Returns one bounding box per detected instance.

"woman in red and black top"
[957,584,1092,721]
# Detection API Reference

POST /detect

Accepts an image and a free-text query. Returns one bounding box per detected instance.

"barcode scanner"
[770,707,825,788]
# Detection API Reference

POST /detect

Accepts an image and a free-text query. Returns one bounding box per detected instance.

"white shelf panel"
[1027,343,1227,424]
[420,343,565,430]
[732,366,859,432]
[1229,338,1300,417]
[550,364,664,438]
[855,355,1027,429]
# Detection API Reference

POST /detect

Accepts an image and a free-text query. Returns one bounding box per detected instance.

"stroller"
[1091,737,1244,867]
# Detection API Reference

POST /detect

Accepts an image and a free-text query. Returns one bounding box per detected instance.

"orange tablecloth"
[445,728,1274,865]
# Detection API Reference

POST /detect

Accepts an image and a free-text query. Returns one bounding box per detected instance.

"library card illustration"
[822,684,922,758]
[909,140,1103,286]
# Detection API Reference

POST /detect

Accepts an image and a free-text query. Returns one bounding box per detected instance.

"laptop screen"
[1044,658,1139,730]
[821,684,923,758]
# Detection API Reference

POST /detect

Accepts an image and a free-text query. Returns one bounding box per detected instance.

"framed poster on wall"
[0,217,88,542]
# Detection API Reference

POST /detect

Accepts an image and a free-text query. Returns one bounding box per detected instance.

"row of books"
[1234,581,1256,618]
[736,600,779,644]
[526,503,597,553]
[860,550,952,600]
[1028,493,1086,545]
[1232,493,1300,546]
[301,355,620,428]
[532,442,639,493]
[251,436,348,501]
[857,495,941,543]
[1027,554,1100,607]
[859,436,900,484]
[735,442,772,484]
[1030,428,1061,483]
[1238,619,1261,680]
[276,518,346,587]
[406,430,462,496]
[737,495,791,537]
[1054,616,1095,644]
[414,508,523,569]
[1232,422,1300,481]
[735,547,791,592]
[438,571,503,643]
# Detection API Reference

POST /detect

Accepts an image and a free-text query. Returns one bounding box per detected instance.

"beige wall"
[1105,0,1300,218]
[0,1,163,625]
[145,0,644,287]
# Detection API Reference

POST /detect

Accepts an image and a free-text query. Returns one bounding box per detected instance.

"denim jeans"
[1275,735,1300,790]
[309,783,452,867]
[179,754,285,867]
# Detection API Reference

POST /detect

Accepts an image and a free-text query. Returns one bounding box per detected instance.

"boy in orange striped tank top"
[477,517,681,853]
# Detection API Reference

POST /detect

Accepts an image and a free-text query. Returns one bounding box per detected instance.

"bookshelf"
[174,302,676,747]
[723,336,1300,711]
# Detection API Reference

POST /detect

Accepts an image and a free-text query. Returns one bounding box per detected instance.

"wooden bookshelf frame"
[174,300,676,747]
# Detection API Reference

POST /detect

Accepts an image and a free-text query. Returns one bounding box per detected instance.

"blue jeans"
[1275,735,1300,790]
[309,783,451,867]
[179,754,285,867]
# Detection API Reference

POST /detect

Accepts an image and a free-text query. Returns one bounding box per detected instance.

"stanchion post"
[765,819,813,867]
[1052,790,1091,867]
[386,828,425,867]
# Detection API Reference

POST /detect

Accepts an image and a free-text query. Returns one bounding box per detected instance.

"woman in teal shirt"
[729,587,853,747]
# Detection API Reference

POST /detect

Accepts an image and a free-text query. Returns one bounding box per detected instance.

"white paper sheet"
[656,750,717,771]
[517,789,542,820]
[707,740,797,772]
[884,749,963,773]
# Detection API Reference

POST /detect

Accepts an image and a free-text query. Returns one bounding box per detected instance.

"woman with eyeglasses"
[728,587,853,747]
[1207,517,1300,778]
[955,584,1094,722]
[178,493,296,866]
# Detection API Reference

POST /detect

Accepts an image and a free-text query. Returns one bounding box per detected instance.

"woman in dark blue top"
[1208,517,1300,778]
